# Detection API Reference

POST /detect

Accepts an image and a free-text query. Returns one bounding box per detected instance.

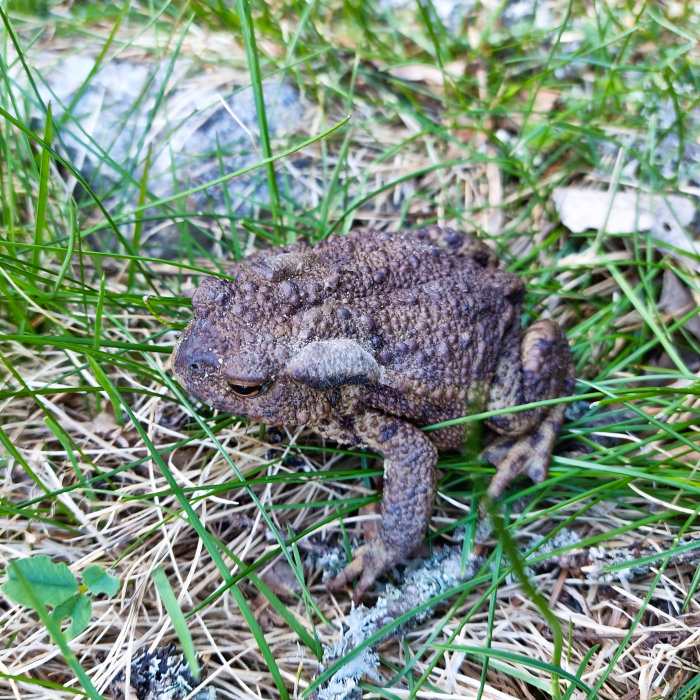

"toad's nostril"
[181,347,219,374]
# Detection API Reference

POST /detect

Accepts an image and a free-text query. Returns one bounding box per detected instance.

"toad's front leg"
[323,413,438,603]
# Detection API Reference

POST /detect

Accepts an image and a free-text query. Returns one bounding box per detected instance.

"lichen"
[312,546,484,699]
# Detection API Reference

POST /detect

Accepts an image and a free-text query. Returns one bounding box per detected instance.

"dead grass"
[1,2,700,699]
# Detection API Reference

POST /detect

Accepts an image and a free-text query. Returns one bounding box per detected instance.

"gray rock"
[28,53,308,257]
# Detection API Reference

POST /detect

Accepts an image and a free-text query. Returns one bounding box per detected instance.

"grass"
[1,0,699,698]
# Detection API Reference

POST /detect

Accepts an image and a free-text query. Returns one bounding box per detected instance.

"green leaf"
[83,565,120,597]
[2,556,78,609]
[7,564,102,699]
[51,593,92,640]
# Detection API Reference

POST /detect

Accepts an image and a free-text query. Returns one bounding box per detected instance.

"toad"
[172,226,575,602]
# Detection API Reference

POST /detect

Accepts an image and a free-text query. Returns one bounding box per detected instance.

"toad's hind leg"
[483,318,575,498]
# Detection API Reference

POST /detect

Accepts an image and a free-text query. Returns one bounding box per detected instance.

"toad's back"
[261,227,525,403]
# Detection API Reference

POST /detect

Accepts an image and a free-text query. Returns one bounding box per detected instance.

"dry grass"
[1,2,700,699]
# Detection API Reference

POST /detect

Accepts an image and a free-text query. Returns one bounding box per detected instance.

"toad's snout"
[172,330,220,384]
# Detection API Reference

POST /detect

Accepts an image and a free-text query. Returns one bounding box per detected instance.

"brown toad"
[173,226,575,602]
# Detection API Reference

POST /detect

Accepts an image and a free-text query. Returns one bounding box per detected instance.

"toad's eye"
[227,381,267,398]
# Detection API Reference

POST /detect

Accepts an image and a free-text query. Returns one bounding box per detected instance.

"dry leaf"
[658,268,700,342]
[260,557,303,600]
[387,59,466,87]
[553,187,696,234]
[553,187,699,270]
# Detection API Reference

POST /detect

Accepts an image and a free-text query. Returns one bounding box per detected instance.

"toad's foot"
[482,396,567,498]
[484,318,575,497]
[327,538,401,604]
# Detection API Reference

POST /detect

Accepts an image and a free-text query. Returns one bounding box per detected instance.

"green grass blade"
[90,361,292,699]
[151,565,200,681]
[488,501,563,700]
[235,0,282,236]
[31,101,52,270]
